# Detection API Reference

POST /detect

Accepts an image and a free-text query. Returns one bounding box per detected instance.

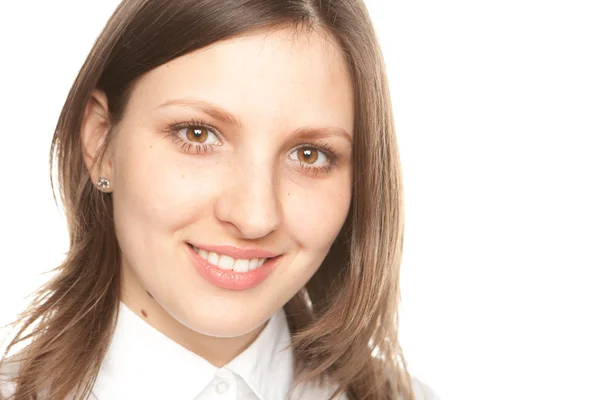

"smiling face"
[96,27,353,345]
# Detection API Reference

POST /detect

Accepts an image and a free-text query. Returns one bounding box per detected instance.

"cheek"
[284,174,352,252]
[111,137,220,248]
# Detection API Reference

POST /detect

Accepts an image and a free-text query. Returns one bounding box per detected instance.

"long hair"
[0,1,412,399]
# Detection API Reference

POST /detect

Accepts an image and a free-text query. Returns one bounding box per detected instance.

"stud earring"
[96,177,111,192]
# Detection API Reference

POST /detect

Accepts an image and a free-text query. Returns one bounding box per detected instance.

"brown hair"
[0,1,412,399]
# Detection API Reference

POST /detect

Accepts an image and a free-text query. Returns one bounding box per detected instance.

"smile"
[186,243,281,290]
[191,245,268,273]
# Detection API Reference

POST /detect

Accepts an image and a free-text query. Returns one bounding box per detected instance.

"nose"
[214,156,282,240]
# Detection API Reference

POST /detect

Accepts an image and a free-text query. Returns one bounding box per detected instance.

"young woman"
[0,0,439,399]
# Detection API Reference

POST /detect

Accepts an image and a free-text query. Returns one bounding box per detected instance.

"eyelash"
[164,119,219,155]
[163,119,340,175]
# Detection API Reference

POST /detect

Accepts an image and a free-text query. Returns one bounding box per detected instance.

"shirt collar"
[92,302,293,400]
[225,306,293,399]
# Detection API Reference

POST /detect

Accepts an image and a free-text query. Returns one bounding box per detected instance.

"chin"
[164,297,271,338]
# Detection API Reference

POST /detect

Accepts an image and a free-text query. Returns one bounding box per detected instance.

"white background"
[1,1,599,399]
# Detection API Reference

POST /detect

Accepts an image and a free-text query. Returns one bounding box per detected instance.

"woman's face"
[105,27,353,339]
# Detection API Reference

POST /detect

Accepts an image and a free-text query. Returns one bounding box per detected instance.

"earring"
[96,177,111,192]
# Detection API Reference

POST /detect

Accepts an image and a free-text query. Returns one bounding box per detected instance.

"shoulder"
[0,359,97,400]
[411,376,441,400]
[288,378,347,399]
[289,375,440,400]
[0,359,19,398]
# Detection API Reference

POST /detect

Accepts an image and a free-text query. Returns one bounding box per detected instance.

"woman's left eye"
[290,147,329,167]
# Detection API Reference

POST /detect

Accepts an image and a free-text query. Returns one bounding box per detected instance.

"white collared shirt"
[92,302,318,400]
[1,302,440,399]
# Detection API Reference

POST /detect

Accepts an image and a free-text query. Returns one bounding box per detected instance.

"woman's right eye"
[165,122,223,154]
[178,126,221,145]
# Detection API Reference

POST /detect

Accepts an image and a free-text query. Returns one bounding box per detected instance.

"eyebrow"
[156,98,352,143]
[291,126,352,144]
[156,98,243,128]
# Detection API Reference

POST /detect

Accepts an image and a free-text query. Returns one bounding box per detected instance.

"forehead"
[128,27,354,135]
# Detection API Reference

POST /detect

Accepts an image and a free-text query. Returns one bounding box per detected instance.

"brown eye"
[290,146,329,168]
[185,127,209,143]
[297,148,318,164]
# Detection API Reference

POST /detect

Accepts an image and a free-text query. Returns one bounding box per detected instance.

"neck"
[119,268,267,367]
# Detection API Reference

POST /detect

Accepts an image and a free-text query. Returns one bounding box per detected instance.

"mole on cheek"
[141,309,148,318]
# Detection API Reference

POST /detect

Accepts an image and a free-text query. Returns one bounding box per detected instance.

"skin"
[81,27,354,367]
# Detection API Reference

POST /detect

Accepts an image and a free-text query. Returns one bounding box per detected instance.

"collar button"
[215,381,230,394]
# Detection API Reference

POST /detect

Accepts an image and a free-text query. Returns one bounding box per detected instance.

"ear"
[81,89,113,188]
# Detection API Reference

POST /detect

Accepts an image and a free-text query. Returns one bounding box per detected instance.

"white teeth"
[233,259,249,273]
[207,251,219,266]
[249,258,259,270]
[195,247,272,272]
[218,255,235,270]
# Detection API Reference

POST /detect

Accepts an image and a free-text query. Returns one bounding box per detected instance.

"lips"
[190,244,269,273]
[187,242,279,259]
[186,243,280,290]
